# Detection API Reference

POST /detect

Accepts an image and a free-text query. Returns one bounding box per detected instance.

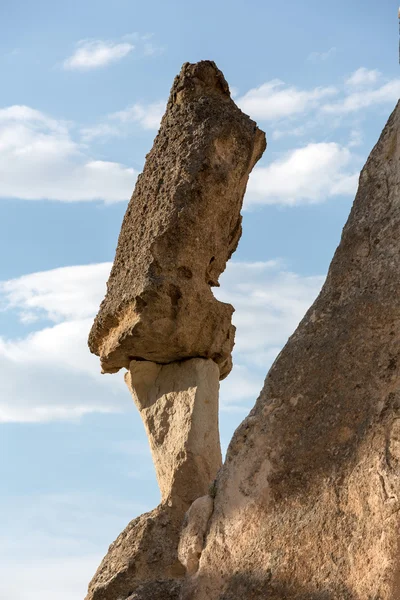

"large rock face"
[88,60,266,379]
[181,101,400,599]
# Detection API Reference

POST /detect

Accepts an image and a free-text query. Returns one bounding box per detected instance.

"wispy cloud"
[322,78,400,114]
[121,32,164,56]
[82,100,165,140]
[345,67,381,87]
[238,69,399,127]
[307,47,337,62]
[0,105,136,202]
[63,39,134,70]
[217,260,324,411]
[237,80,337,120]
[111,101,165,129]
[62,33,163,71]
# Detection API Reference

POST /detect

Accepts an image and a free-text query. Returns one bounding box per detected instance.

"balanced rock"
[88,60,266,380]
[181,101,400,599]
[86,358,221,600]
[125,358,222,507]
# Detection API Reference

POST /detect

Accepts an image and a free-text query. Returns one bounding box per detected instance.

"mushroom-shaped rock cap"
[88,60,266,379]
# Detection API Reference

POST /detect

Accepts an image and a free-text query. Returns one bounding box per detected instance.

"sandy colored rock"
[125,358,222,506]
[88,60,266,379]
[86,358,222,600]
[125,579,182,600]
[85,504,184,600]
[178,495,214,575]
[181,102,400,600]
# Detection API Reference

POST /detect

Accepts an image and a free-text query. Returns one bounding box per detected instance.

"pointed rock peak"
[169,60,231,105]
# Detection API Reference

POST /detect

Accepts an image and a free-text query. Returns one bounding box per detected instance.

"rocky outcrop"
[85,505,184,600]
[88,60,266,380]
[181,101,400,599]
[86,60,265,600]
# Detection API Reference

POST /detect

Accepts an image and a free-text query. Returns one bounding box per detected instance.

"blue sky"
[0,1,399,598]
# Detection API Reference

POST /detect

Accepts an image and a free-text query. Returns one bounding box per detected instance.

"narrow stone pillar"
[125,357,222,507]
[85,358,222,600]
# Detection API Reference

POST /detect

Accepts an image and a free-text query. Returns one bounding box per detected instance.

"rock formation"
[86,60,265,600]
[87,61,400,600]
[181,101,400,599]
[88,60,266,380]
[126,359,222,508]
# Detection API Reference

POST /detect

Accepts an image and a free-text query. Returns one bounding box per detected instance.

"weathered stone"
[85,359,222,600]
[181,102,400,599]
[88,60,266,379]
[85,504,185,600]
[178,495,214,575]
[125,579,182,600]
[125,358,222,506]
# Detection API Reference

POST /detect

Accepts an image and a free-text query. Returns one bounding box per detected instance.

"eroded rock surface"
[85,504,184,600]
[125,358,222,506]
[86,358,221,600]
[178,495,214,576]
[88,60,266,379]
[181,102,400,599]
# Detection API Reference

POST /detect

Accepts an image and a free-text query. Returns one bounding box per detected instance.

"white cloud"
[1,263,111,322]
[246,142,359,206]
[0,105,136,202]
[322,78,400,114]
[0,263,128,423]
[237,69,398,129]
[63,39,134,70]
[217,261,323,359]
[0,260,323,422]
[111,101,165,129]
[346,67,381,87]
[80,122,123,141]
[82,101,165,141]
[237,79,337,120]
[216,260,323,412]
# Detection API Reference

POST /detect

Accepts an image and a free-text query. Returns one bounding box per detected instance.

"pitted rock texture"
[125,358,222,506]
[181,103,400,600]
[88,60,266,379]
